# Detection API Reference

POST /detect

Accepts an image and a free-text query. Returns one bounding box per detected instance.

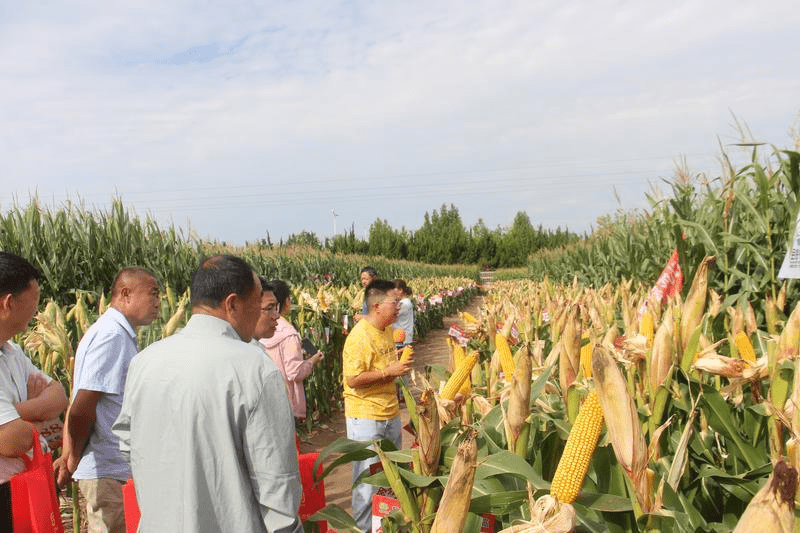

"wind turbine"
[331,209,339,236]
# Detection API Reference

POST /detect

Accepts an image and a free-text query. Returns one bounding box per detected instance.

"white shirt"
[72,307,138,480]
[0,341,52,483]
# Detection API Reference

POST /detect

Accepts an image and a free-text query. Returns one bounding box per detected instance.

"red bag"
[122,479,140,533]
[298,452,326,532]
[10,426,64,533]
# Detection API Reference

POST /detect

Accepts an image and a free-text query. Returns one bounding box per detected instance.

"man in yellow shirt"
[342,279,414,532]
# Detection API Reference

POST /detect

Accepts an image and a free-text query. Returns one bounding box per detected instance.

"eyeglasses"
[380,299,401,308]
[261,304,279,315]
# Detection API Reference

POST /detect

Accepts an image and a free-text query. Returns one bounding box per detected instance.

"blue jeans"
[346,416,402,533]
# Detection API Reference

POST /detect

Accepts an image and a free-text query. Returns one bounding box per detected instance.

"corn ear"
[441,353,478,400]
[430,430,478,533]
[640,310,654,348]
[579,333,593,377]
[399,344,414,364]
[550,391,604,504]
[505,344,532,456]
[416,388,441,476]
[679,256,714,352]
[732,460,796,533]
[735,331,757,363]
[496,333,516,381]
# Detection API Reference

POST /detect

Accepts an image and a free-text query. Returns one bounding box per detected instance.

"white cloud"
[1,1,799,242]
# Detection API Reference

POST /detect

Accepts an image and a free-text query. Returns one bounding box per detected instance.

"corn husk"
[679,256,714,352]
[417,388,441,476]
[732,460,796,533]
[430,430,478,533]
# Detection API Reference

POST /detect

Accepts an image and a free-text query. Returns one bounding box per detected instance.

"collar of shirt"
[183,314,248,342]
[105,306,138,343]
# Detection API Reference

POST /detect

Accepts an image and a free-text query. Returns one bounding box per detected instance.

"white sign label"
[779,209,800,279]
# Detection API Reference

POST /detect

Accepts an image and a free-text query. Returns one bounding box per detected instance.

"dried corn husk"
[732,460,796,533]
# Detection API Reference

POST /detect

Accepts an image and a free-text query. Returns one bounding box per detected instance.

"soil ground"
[60,293,485,531]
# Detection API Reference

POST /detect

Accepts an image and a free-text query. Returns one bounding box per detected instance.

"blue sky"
[2,1,798,244]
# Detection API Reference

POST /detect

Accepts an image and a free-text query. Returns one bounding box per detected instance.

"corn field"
[314,264,800,532]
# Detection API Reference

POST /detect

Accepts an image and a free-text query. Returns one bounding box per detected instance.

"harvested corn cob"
[550,391,604,504]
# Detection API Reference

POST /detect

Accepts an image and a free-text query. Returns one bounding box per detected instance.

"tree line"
[266,204,579,268]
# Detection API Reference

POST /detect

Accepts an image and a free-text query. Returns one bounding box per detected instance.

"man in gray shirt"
[113,255,302,532]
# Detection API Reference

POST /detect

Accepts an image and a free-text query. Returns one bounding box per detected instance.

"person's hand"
[53,453,77,489]
[311,352,325,365]
[385,358,413,378]
[27,373,49,400]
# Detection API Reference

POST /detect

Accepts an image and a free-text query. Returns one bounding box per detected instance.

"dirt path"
[300,293,485,516]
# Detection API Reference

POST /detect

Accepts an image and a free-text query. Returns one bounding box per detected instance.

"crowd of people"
[0,251,416,533]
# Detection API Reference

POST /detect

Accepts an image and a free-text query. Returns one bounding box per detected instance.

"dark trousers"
[0,481,12,532]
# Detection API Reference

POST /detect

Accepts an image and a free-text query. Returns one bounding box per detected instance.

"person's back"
[120,318,298,532]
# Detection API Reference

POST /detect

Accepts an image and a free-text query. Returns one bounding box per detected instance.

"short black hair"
[269,280,292,312]
[0,251,41,295]
[365,279,396,308]
[259,277,277,299]
[360,266,378,277]
[191,255,257,308]
[392,279,411,296]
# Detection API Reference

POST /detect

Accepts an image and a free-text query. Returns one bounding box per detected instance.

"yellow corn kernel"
[579,333,592,378]
[496,333,516,381]
[441,353,478,400]
[462,311,478,324]
[734,331,756,363]
[550,391,605,504]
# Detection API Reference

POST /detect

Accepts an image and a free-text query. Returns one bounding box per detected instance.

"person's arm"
[283,336,315,382]
[243,370,303,533]
[345,357,414,389]
[63,389,101,473]
[0,418,34,457]
[14,376,68,421]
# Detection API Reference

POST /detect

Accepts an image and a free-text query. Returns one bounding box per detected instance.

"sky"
[1,1,799,245]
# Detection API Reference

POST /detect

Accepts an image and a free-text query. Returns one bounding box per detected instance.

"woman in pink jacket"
[259,280,324,420]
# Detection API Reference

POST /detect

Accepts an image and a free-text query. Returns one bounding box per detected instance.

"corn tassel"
[430,431,478,533]
[441,353,478,400]
[550,391,604,504]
